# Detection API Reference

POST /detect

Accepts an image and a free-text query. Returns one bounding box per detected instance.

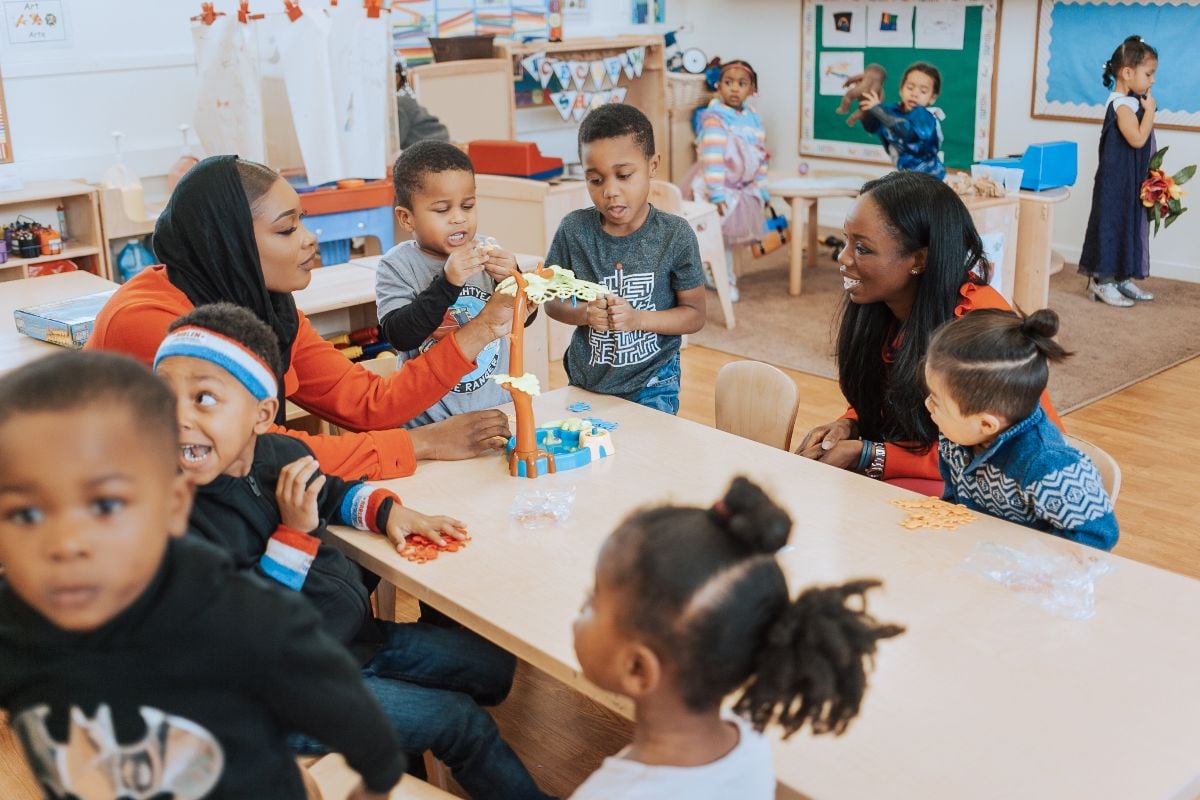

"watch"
[864,441,886,480]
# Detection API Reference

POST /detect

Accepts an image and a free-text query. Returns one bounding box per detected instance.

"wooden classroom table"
[1014,187,1071,312]
[0,270,117,374]
[767,179,862,296]
[328,387,1200,800]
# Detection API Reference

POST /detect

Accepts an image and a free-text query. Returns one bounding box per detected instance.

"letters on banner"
[519,46,646,122]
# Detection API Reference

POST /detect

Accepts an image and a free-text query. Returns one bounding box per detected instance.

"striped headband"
[153,326,278,401]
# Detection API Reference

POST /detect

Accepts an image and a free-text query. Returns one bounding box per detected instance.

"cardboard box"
[13,290,116,349]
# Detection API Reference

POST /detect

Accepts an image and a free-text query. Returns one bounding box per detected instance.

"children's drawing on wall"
[3,0,67,45]
[914,4,965,50]
[819,51,865,96]
[866,3,912,48]
[0,68,11,163]
[823,3,866,47]
[192,16,265,164]
[631,0,664,25]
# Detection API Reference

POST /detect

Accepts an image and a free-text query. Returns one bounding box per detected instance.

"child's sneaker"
[1116,279,1154,301]
[1087,279,1134,307]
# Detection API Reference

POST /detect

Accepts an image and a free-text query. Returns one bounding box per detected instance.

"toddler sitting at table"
[153,302,553,799]
[571,476,904,798]
[925,308,1119,550]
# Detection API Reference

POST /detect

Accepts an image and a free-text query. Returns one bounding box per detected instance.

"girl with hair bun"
[925,308,1119,550]
[1078,35,1159,307]
[570,477,903,799]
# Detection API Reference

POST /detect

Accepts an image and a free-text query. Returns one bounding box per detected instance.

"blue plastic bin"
[981,141,1077,192]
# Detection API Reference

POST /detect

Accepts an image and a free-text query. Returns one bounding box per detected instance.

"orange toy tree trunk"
[508,267,556,478]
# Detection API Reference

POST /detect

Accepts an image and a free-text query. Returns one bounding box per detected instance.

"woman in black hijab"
[90,155,514,480]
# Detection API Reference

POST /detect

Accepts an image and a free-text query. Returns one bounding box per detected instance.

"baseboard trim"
[1054,245,1200,285]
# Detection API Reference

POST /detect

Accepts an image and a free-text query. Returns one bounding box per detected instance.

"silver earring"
[909,269,920,275]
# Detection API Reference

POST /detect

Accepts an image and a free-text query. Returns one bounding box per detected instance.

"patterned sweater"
[696,98,770,205]
[938,406,1119,551]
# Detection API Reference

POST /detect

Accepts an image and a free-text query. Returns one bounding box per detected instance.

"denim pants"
[290,620,552,800]
[626,353,681,415]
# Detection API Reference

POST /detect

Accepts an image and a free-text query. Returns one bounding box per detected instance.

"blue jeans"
[290,620,552,800]
[627,353,681,415]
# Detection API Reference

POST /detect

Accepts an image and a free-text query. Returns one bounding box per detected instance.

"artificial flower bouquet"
[1141,146,1195,235]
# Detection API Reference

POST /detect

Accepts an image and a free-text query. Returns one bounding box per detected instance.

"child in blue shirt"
[859,61,945,179]
[925,308,1118,550]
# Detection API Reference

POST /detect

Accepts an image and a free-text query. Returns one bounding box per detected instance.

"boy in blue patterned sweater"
[924,308,1118,550]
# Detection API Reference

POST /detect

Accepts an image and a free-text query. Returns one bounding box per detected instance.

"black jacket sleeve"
[379,274,462,351]
[259,596,406,793]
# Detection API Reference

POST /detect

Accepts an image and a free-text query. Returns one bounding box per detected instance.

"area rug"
[691,247,1200,413]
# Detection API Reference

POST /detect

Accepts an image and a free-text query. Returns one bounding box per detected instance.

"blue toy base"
[506,420,615,478]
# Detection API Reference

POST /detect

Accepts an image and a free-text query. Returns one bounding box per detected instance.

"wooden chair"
[649,180,735,329]
[714,360,799,451]
[1064,434,1122,504]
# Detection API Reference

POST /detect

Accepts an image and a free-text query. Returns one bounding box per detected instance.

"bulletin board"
[1032,0,1200,131]
[800,0,1000,170]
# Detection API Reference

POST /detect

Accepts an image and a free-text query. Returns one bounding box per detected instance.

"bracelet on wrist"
[856,440,874,473]
[864,441,887,480]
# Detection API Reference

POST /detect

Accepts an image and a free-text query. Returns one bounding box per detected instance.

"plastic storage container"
[981,141,1077,192]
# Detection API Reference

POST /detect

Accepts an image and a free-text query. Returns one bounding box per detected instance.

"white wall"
[675,0,1200,281]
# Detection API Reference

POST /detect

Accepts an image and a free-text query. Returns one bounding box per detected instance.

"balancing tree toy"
[493,265,607,478]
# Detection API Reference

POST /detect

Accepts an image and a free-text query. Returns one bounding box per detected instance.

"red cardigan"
[842,282,1065,481]
[87,267,475,480]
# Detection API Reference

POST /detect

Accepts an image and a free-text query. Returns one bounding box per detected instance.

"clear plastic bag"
[509,487,576,529]
[961,540,1112,620]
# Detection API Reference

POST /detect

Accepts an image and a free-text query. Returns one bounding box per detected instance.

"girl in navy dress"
[1078,36,1158,307]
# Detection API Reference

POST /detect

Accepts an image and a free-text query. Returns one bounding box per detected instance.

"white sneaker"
[1087,279,1134,307]
[1116,279,1155,301]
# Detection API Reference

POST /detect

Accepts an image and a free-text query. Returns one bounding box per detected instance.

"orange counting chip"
[399,532,472,563]
[891,497,978,531]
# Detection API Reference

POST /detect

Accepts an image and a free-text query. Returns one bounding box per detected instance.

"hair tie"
[154,326,279,401]
[711,499,731,523]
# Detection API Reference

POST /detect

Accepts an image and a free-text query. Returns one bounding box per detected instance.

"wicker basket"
[665,72,712,112]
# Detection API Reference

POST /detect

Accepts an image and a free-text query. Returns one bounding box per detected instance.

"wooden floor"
[2,349,1197,799]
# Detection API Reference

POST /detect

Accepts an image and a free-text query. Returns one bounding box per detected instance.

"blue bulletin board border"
[1033,0,1200,131]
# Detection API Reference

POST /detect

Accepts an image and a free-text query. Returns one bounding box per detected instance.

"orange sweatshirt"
[87,267,475,480]
[842,282,1065,481]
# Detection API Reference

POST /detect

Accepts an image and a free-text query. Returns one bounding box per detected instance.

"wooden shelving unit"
[0,180,109,282]
[495,34,669,175]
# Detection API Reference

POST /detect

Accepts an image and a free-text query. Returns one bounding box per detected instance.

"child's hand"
[482,246,519,283]
[715,201,728,217]
[858,89,882,112]
[586,296,611,332]
[606,294,639,332]
[444,246,487,287]
[345,781,389,800]
[477,290,516,338]
[276,456,325,532]
[386,505,468,548]
[1140,91,1156,115]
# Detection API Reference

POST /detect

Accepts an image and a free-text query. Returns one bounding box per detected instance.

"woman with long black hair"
[795,171,1062,493]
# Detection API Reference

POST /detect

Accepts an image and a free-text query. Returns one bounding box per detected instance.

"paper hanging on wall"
[192,16,265,164]
[538,57,555,88]
[554,61,573,90]
[604,56,623,86]
[818,50,864,96]
[914,4,965,50]
[866,3,913,48]
[550,90,576,121]
[620,51,634,79]
[589,60,608,89]
[609,86,628,104]
[327,2,389,181]
[628,46,646,78]
[521,53,543,82]
[571,91,589,122]
[822,3,867,48]
[569,60,589,90]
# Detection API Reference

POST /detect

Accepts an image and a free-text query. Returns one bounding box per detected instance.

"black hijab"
[152,155,299,422]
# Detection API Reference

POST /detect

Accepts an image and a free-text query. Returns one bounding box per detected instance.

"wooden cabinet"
[0,181,108,282]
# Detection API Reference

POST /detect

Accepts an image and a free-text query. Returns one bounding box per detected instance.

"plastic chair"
[715,360,799,451]
[1064,433,1122,504]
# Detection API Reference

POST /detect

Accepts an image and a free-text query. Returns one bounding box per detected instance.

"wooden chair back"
[1063,433,1122,504]
[715,360,799,451]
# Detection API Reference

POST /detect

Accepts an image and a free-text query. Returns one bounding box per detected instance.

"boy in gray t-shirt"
[375,142,522,428]
[546,105,706,415]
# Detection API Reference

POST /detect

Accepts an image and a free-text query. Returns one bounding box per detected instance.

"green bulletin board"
[800,1,1000,170]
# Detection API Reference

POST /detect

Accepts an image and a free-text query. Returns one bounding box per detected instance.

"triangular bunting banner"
[609,86,628,104]
[538,58,555,89]
[521,53,543,83]
[589,60,607,90]
[604,56,623,86]
[589,90,609,110]
[569,60,589,91]
[620,51,634,80]
[571,91,588,122]
[628,46,645,78]
[550,90,576,121]
[553,61,573,90]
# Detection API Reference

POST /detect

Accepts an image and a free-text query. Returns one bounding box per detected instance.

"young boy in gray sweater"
[544,105,706,415]
[375,142,528,428]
